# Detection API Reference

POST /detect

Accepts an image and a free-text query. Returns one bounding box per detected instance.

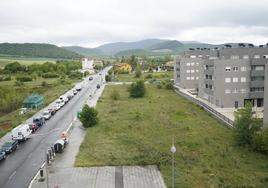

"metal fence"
[174,88,234,128]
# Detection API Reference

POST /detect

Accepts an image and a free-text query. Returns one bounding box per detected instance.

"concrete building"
[264,63,268,127]
[81,58,94,73]
[175,45,268,108]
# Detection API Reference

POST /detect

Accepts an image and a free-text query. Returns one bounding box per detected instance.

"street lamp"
[170,139,176,188]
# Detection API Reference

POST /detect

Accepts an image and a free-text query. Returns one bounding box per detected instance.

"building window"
[190,55,196,58]
[225,78,231,83]
[205,84,208,88]
[241,77,246,82]
[191,62,195,66]
[231,55,239,59]
[186,70,190,73]
[191,77,195,80]
[196,69,199,73]
[225,89,231,94]
[233,88,238,93]
[250,87,264,92]
[254,66,264,70]
[240,89,247,93]
[254,54,260,59]
[196,77,199,80]
[198,55,202,58]
[186,63,191,66]
[233,77,238,82]
[225,67,231,72]
[263,55,268,59]
[196,62,199,66]
[191,70,195,73]
[241,66,247,71]
[243,55,249,59]
[233,66,239,71]
[186,77,190,80]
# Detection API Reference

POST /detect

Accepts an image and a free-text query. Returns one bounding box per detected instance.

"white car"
[73,89,78,95]
[42,110,52,120]
[56,99,64,107]
[53,103,61,111]
[75,85,82,91]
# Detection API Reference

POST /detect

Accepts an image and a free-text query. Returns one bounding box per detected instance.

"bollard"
[51,146,55,157]
[40,169,44,178]
[48,149,53,160]
[46,152,50,165]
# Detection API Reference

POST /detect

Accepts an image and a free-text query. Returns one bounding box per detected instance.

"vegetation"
[135,64,142,78]
[129,80,146,98]
[76,85,268,188]
[110,89,120,100]
[0,43,82,59]
[79,105,98,128]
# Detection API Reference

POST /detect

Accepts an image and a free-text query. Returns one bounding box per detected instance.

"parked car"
[73,89,78,95]
[1,140,19,154]
[96,84,100,89]
[47,107,56,116]
[75,85,82,91]
[11,124,32,141]
[53,103,61,111]
[42,110,52,120]
[28,123,38,133]
[56,99,64,107]
[59,96,68,104]
[33,116,45,127]
[67,92,74,100]
[0,149,6,161]
[88,76,93,81]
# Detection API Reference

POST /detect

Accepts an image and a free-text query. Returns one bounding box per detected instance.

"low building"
[81,58,94,73]
[264,62,268,127]
[22,94,43,109]
[113,63,132,73]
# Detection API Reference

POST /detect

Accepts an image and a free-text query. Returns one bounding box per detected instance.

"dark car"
[96,84,100,89]
[88,76,93,81]
[28,123,38,133]
[1,140,19,154]
[0,149,6,161]
[47,107,56,116]
[33,116,45,127]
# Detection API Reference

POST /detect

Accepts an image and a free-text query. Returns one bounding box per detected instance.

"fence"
[174,88,234,128]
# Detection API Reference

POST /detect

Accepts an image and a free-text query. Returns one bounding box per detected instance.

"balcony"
[250,59,266,66]
[249,91,264,99]
[250,70,264,76]
[250,80,264,88]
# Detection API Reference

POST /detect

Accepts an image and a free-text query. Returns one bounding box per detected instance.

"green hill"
[0,43,83,59]
[62,46,103,56]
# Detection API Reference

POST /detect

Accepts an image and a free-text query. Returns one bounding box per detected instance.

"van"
[33,116,45,127]
[11,124,32,141]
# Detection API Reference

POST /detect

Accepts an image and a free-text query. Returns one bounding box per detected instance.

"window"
[198,55,202,58]
[191,70,195,73]
[186,77,190,80]
[191,77,195,80]
[240,89,247,93]
[233,66,239,71]
[233,77,238,82]
[196,62,199,66]
[241,77,246,82]
[254,54,260,59]
[186,70,190,73]
[225,67,231,72]
[196,69,199,73]
[196,77,199,80]
[191,62,195,66]
[250,87,264,92]
[225,89,231,94]
[243,55,249,59]
[225,78,231,83]
[233,88,238,93]
[241,66,247,71]
[231,55,239,59]
[186,63,191,66]
[263,55,268,59]
[255,66,264,70]
[190,55,196,58]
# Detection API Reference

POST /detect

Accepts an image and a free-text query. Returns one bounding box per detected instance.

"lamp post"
[170,138,176,188]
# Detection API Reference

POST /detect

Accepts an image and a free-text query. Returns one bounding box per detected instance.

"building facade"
[175,46,267,108]
[264,63,268,127]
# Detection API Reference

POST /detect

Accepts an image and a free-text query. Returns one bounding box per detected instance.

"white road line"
[9,171,16,180]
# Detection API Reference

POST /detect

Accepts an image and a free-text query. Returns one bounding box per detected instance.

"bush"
[42,81,48,87]
[135,64,142,78]
[79,105,98,128]
[129,80,146,98]
[68,71,83,79]
[145,74,153,79]
[42,72,59,78]
[0,75,11,81]
[252,129,268,154]
[110,89,120,100]
[105,75,112,82]
[83,71,90,77]
[15,75,32,82]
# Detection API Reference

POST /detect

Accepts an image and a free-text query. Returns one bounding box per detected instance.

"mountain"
[62,46,103,56]
[0,43,82,59]
[149,40,183,50]
[97,39,168,55]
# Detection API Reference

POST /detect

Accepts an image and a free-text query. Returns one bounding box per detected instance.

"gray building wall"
[264,63,268,127]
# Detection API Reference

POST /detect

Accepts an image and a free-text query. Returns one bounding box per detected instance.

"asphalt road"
[0,67,110,188]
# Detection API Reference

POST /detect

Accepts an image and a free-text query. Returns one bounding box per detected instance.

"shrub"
[42,72,59,78]
[129,80,146,98]
[252,129,268,154]
[145,74,153,79]
[135,64,142,78]
[42,81,48,87]
[0,75,11,81]
[79,105,98,128]
[83,71,90,77]
[68,71,83,79]
[105,75,112,82]
[15,75,32,82]
[110,89,120,100]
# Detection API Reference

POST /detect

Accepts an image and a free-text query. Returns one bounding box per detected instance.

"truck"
[11,124,32,141]
[33,116,45,127]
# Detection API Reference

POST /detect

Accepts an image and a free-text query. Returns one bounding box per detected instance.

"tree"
[129,55,137,70]
[135,64,142,78]
[129,80,146,98]
[79,105,98,128]
[233,102,262,146]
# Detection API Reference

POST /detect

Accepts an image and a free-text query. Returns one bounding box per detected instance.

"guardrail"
[174,87,234,128]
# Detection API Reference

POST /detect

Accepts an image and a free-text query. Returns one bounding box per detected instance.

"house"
[22,94,43,109]
[113,63,132,73]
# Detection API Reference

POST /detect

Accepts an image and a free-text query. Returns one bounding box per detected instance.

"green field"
[75,85,268,188]
[112,71,173,82]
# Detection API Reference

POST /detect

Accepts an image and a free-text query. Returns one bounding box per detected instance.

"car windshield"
[43,112,49,115]
[3,142,12,147]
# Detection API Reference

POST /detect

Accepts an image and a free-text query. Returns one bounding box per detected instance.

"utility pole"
[170,136,176,188]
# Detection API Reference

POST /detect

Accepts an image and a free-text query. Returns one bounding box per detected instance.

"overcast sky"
[0,0,268,47]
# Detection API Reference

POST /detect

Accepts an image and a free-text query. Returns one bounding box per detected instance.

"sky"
[0,0,268,47]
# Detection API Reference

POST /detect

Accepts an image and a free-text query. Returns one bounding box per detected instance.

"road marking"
[9,171,16,180]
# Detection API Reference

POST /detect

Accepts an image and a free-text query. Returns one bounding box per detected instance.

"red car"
[28,123,38,133]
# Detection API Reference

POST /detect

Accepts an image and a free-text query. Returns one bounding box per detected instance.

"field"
[112,71,173,82]
[75,85,268,188]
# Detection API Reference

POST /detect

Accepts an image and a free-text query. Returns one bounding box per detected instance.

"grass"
[0,77,79,137]
[112,71,173,82]
[75,85,268,188]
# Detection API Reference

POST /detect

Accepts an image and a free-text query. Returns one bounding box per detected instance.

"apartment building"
[264,63,268,127]
[175,46,267,108]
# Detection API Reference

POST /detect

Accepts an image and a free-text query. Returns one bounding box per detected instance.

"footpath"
[29,82,167,188]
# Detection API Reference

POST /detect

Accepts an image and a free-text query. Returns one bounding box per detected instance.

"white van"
[11,124,32,141]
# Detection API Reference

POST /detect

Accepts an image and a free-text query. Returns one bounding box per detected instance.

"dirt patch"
[0,121,12,132]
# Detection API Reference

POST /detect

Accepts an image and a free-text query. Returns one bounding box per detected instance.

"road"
[0,67,110,188]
